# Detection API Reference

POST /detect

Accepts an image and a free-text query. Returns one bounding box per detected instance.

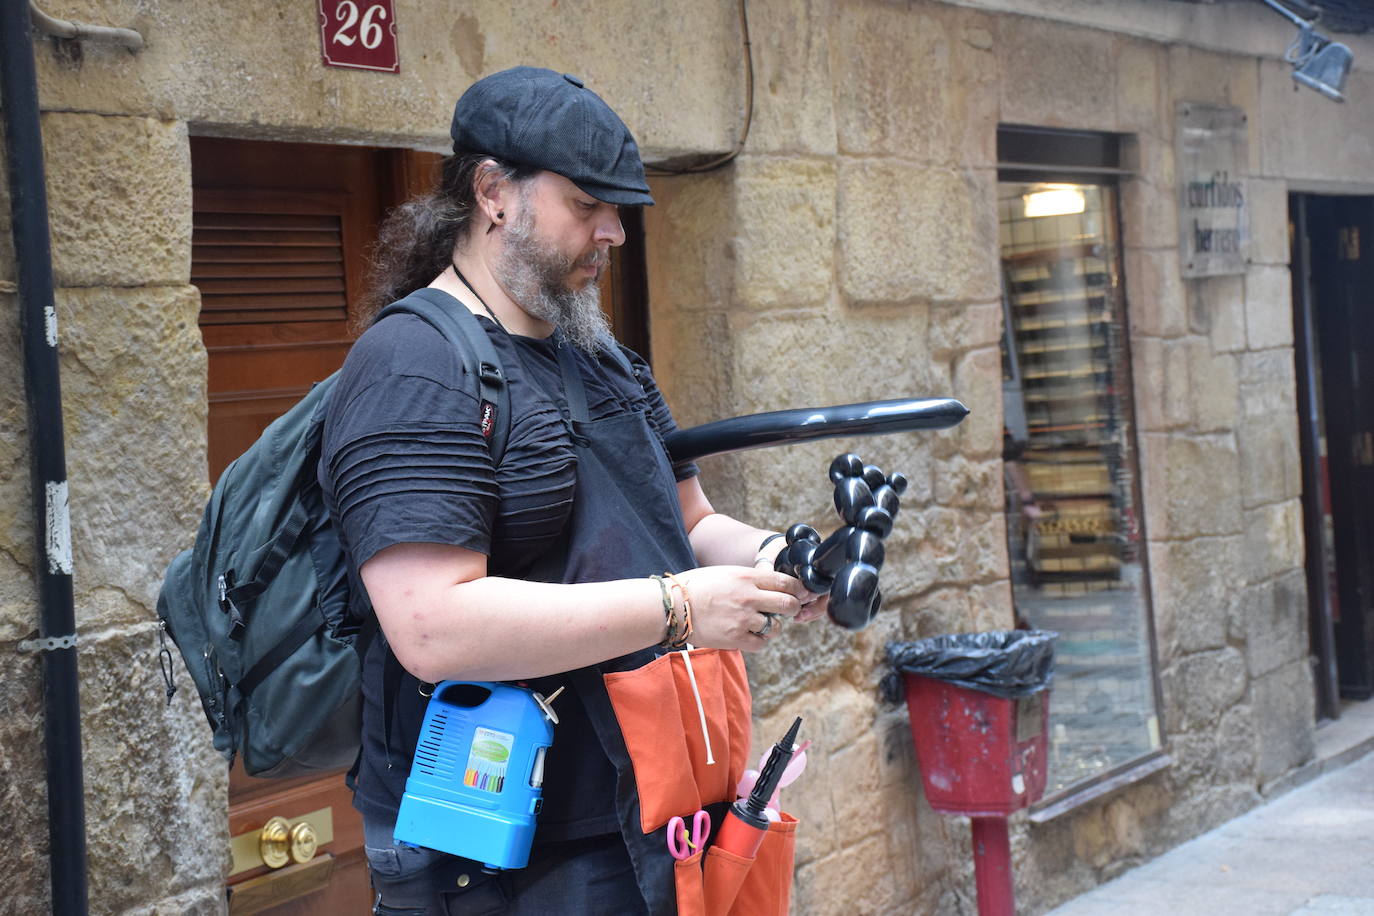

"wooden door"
[192,136,648,912]
[193,136,439,914]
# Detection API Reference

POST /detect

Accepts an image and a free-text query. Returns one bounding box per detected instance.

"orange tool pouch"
[603,648,799,915]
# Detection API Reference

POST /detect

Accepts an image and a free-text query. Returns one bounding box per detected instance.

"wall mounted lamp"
[1258,0,1354,102]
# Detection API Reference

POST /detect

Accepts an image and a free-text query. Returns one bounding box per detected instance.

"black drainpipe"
[0,4,89,915]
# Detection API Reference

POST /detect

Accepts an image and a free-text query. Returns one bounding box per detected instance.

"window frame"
[996,125,1172,818]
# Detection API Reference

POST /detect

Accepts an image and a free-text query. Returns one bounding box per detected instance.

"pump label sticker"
[464,726,513,794]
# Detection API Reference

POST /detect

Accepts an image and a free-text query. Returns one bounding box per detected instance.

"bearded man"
[320,67,821,914]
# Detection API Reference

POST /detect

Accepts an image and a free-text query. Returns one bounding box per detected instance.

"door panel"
[193,137,419,914]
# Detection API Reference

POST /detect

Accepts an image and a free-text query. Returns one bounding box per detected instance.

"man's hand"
[674,566,817,650]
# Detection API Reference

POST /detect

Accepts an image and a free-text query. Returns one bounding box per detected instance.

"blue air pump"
[393,681,558,871]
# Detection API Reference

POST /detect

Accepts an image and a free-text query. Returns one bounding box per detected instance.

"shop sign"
[1177,102,1249,277]
[319,0,399,73]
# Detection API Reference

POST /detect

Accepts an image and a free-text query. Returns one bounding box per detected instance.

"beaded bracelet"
[663,572,694,649]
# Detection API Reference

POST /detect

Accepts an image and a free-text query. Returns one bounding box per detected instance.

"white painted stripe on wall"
[45,480,73,575]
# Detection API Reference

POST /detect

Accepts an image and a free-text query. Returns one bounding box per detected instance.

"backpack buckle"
[478,362,503,387]
[218,573,246,641]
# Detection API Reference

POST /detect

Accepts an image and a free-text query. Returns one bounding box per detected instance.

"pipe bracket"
[18,633,78,653]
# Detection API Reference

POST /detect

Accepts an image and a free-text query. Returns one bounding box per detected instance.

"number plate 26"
[319,0,399,73]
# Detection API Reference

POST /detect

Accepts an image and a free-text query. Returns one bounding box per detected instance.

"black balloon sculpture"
[773,453,907,630]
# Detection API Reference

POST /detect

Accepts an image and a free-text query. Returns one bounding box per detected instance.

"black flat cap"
[450,66,654,206]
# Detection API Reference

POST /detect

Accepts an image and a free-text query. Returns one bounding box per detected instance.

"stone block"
[739,0,837,155]
[41,113,191,288]
[1215,703,1258,784]
[1160,646,1247,732]
[0,653,49,908]
[837,160,1000,307]
[911,504,1006,589]
[1120,176,1179,251]
[1237,412,1302,509]
[649,308,733,432]
[1242,573,1308,678]
[929,301,1002,363]
[1139,433,1243,540]
[1130,336,1191,433]
[56,286,208,620]
[727,305,935,414]
[1185,339,1239,433]
[1116,39,1166,132]
[932,454,1001,512]
[1258,59,1374,181]
[904,586,975,641]
[1186,274,1247,353]
[793,833,898,916]
[747,608,856,716]
[1251,659,1315,783]
[1244,265,1294,350]
[1238,348,1297,422]
[1247,179,1290,266]
[1125,248,1188,339]
[951,346,1002,458]
[732,156,837,311]
[1242,499,1304,584]
[997,15,1117,131]
[1168,47,1260,174]
[0,294,36,595]
[829,730,885,847]
[80,627,228,911]
[644,172,734,317]
[833,1,998,166]
[1148,536,1243,660]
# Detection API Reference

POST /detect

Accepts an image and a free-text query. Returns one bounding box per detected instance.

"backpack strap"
[376,289,512,465]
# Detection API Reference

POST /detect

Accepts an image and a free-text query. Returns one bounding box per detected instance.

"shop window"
[997,127,1165,804]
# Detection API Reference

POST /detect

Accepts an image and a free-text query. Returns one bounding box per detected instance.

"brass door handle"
[230,807,333,877]
[258,816,318,869]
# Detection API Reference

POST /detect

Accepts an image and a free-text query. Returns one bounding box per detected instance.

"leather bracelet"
[651,575,682,648]
[663,572,694,649]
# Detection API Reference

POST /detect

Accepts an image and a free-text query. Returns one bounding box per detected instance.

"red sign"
[318,0,399,73]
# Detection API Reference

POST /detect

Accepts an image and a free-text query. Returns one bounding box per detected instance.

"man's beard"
[493,206,611,354]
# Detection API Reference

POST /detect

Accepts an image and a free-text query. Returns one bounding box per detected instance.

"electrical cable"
[644,0,754,176]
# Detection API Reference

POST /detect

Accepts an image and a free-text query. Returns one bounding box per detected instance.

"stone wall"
[4,0,1373,913]
[0,110,226,911]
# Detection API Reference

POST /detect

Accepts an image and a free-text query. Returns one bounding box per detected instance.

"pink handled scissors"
[666,809,711,860]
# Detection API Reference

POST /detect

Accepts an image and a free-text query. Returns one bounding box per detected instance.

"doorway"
[1291,193,1374,720]
[191,135,652,913]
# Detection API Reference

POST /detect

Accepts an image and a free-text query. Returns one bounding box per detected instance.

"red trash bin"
[901,674,1049,817]
[890,631,1056,916]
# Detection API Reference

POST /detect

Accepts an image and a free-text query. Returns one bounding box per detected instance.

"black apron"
[527,340,699,914]
[372,337,706,915]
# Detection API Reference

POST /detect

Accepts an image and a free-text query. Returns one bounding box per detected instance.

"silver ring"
[752,612,778,637]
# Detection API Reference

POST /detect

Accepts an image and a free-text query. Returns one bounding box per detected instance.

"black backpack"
[156,289,510,778]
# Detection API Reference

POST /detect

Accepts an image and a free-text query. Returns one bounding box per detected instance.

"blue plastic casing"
[393,681,555,870]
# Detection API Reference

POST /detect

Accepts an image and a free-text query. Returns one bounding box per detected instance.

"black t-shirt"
[317,297,697,836]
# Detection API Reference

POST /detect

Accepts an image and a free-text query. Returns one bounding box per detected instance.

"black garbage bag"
[882,630,1058,702]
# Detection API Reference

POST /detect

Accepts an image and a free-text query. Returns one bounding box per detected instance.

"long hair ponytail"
[359,153,533,326]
